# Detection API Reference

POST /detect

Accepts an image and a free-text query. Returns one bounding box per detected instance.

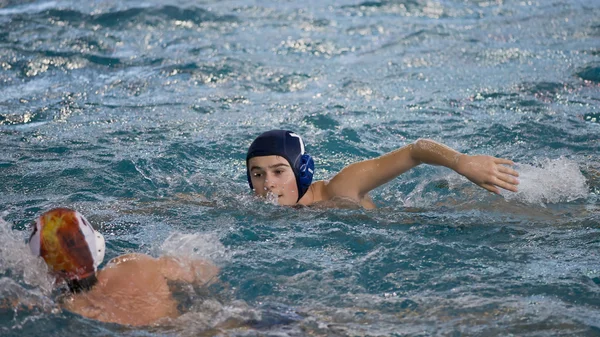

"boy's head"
[29,208,105,293]
[246,130,314,205]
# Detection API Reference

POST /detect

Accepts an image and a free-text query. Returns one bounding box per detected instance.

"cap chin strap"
[67,274,98,293]
[28,219,41,257]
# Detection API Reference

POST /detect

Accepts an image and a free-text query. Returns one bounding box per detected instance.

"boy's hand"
[455,155,519,194]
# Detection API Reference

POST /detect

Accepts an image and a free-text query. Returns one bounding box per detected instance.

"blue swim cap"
[246,130,315,201]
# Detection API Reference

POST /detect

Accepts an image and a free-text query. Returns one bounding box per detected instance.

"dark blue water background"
[0,0,599,336]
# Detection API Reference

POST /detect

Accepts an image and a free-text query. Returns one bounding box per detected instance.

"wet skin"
[62,253,218,326]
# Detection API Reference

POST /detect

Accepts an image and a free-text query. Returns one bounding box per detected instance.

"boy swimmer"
[246,130,519,209]
[29,208,219,326]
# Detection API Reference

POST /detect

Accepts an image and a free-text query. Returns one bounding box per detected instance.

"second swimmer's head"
[29,208,106,293]
[246,130,314,205]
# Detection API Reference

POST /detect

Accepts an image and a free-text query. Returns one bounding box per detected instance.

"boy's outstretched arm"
[324,139,519,201]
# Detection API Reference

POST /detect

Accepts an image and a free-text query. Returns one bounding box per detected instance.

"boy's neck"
[67,274,98,293]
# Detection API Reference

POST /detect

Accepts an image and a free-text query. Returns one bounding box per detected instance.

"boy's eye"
[253,172,262,178]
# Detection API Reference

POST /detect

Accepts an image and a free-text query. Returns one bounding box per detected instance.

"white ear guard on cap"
[73,211,105,270]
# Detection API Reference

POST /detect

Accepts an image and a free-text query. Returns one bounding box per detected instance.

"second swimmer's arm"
[407,139,520,193]
[324,139,519,200]
[324,142,419,201]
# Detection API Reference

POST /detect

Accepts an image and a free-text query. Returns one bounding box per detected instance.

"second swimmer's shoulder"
[107,253,154,266]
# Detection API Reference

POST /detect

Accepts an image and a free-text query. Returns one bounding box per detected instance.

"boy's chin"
[257,192,298,206]
[275,195,298,206]
[278,199,296,206]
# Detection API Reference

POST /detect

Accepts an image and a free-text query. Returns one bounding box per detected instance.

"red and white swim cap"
[29,208,105,280]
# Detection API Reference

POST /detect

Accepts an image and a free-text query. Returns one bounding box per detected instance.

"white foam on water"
[158,232,230,264]
[0,215,54,295]
[156,233,260,334]
[500,157,588,206]
[0,1,57,16]
[0,277,57,316]
[169,299,261,335]
[0,77,55,104]
[265,191,280,205]
[0,214,58,329]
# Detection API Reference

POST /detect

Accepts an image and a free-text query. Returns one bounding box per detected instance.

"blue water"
[1,0,599,335]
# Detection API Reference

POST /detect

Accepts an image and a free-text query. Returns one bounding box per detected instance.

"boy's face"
[248,155,298,205]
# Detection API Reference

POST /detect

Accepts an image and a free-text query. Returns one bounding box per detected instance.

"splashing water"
[168,299,262,335]
[265,191,280,206]
[500,158,588,206]
[158,232,230,264]
[0,215,59,332]
[0,216,54,294]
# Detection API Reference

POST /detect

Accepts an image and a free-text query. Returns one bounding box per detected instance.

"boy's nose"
[265,175,277,190]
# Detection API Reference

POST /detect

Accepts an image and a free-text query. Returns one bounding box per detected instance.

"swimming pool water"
[1,0,599,336]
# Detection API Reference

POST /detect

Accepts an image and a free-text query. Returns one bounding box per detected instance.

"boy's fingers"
[494,158,515,166]
[498,172,519,185]
[493,179,518,192]
[498,165,519,177]
[481,183,499,194]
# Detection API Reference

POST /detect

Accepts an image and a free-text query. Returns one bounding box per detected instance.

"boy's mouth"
[265,191,282,204]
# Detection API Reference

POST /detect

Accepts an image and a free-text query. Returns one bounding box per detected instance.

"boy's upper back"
[64,253,180,326]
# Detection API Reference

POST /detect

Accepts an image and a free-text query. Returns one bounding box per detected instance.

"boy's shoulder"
[302,180,376,209]
[106,253,153,267]
[298,180,327,205]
